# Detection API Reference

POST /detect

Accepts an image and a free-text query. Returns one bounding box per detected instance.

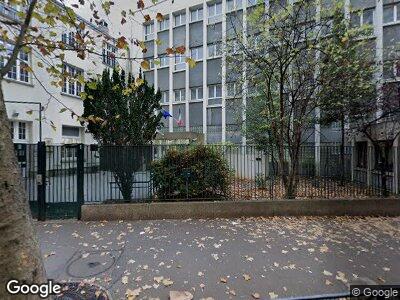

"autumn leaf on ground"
[243,274,251,281]
[122,275,128,284]
[125,288,141,300]
[269,292,279,299]
[220,277,227,283]
[323,270,333,276]
[252,292,260,299]
[320,245,329,253]
[162,278,174,287]
[169,291,193,300]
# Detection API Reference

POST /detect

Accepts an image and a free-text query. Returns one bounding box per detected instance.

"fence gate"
[19,142,84,220]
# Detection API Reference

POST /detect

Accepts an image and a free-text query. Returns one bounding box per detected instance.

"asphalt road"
[36,216,400,299]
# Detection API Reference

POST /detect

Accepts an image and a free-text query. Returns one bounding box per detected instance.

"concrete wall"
[81,198,400,221]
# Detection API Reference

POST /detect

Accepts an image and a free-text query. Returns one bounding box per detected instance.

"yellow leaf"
[141,60,150,70]
[185,57,196,69]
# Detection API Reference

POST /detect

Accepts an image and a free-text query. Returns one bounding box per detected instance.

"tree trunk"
[0,82,46,297]
[114,171,134,202]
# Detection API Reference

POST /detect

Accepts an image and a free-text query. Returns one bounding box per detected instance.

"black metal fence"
[15,143,399,220]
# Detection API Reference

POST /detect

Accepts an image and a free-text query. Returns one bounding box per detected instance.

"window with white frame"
[226,82,241,98]
[190,46,203,61]
[61,30,83,48]
[62,63,83,97]
[175,55,186,71]
[208,84,222,103]
[9,121,28,141]
[148,58,155,69]
[208,2,222,23]
[174,89,185,102]
[102,42,117,67]
[350,8,375,27]
[227,0,243,12]
[383,3,400,24]
[207,42,222,58]
[174,13,186,27]
[0,42,30,83]
[159,18,169,31]
[144,23,154,41]
[159,55,169,67]
[161,91,169,103]
[190,7,203,22]
[190,87,203,100]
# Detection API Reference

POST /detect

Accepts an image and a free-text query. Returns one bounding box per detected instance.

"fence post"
[37,141,46,221]
[76,144,84,220]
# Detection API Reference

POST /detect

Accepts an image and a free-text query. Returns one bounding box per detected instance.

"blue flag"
[161,109,173,119]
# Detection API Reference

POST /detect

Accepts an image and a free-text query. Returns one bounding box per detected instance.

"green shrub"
[151,146,232,200]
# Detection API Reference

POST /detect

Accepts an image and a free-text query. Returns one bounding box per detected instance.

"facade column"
[221,0,227,143]
[154,18,158,92]
[314,0,321,177]
[241,0,248,146]
[168,12,174,132]
[202,0,208,142]
[375,0,384,119]
[185,7,190,132]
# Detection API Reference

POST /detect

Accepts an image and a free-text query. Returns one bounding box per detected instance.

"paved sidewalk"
[36,217,400,299]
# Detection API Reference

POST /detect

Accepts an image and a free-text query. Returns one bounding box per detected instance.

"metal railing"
[16,143,399,219]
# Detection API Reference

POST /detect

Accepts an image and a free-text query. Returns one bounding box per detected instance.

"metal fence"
[15,143,399,220]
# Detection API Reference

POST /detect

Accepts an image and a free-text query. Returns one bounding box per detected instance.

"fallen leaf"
[252,293,260,299]
[243,274,251,281]
[220,277,227,283]
[162,278,174,287]
[169,291,193,300]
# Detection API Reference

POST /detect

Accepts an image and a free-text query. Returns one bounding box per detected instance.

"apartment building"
[136,0,399,145]
[1,1,130,146]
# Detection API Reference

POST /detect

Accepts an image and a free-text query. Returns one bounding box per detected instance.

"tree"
[317,3,377,184]
[0,0,183,295]
[227,0,336,198]
[83,69,163,201]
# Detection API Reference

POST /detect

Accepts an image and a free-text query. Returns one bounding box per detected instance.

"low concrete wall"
[81,198,400,221]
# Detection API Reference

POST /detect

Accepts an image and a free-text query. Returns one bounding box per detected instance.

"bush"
[151,146,232,200]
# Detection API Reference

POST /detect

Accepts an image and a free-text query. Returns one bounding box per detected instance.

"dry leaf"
[220,277,227,283]
[169,291,193,300]
[162,278,174,287]
[243,274,251,281]
[252,293,260,299]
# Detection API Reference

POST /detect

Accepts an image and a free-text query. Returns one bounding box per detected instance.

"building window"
[227,82,241,98]
[159,18,169,31]
[190,7,203,22]
[190,46,203,61]
[227,0,242,12]
[161,91,169,103]
[61,31,82,48]
[208,2,222,23]
[174,13,186,27]
[175,55,186,71]
[144,23,154,41]
[174,89,185,102]
[9,121,28,141]
[207,42,222,58]
[383,4,400,24]
[208,84,222,105]
[62,125,80,137]
[159,55,169,67]
[190,87,203,101]
[0,42,30,83]
[102,42,117,68]
[350,8,375,27]
[18,122,26,140]
[373,142,393,172]
[356,141,368,168]
[62,63,83,97]
[147,58,155,70]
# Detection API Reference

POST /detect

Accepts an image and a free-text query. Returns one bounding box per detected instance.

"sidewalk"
[36,216,400,299]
